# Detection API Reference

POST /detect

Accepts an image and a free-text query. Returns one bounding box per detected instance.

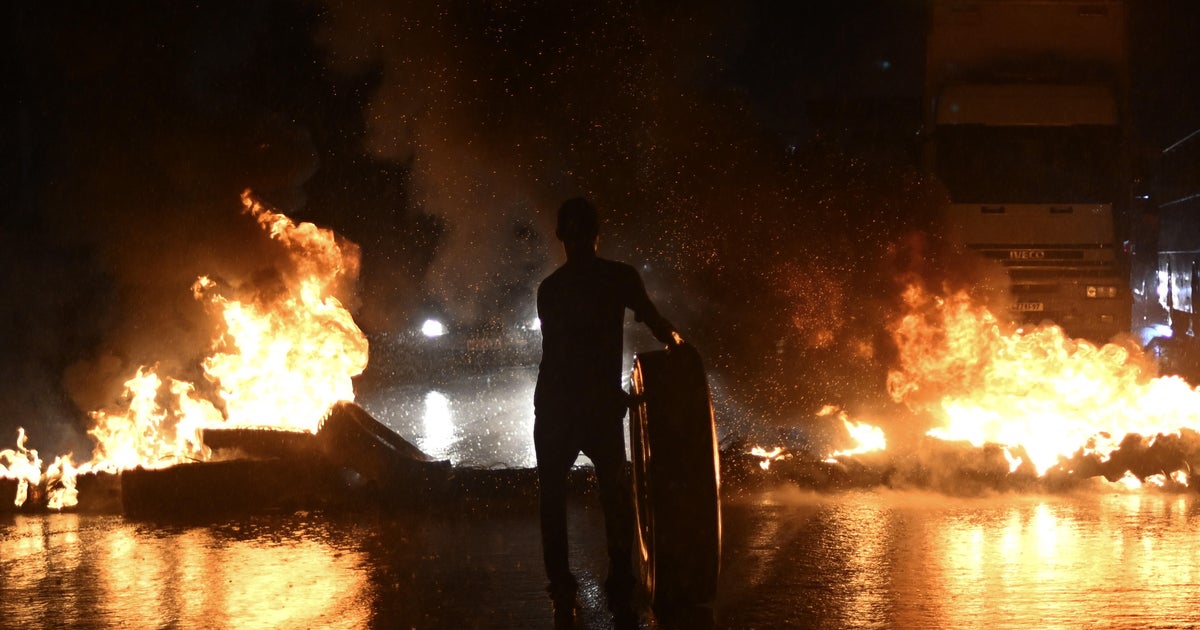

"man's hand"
[646,313,681,348]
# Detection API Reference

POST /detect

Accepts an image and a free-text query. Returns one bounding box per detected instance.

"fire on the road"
[750,446,787,470]
[751,283,1200,489]
[11,202,1200,506]
[824,405,887,460]
[2,191,367,508]
[891,284,1200,484]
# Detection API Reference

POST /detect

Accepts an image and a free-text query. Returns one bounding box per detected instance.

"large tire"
[629,343,721,612]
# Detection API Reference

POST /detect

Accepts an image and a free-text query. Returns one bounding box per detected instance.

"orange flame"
[822,405,887,460]
[9,191,370,509]
[88,191,367,459]
[888,284,1200,478]
[196,191,368,433]
[749,407,888,470]
[749,445,786,470]
[86,366,219,472]
[0,428,42,507]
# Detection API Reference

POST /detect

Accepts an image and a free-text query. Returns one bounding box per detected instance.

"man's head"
[556,197,599,245]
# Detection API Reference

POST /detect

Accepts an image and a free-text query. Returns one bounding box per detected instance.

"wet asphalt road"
[5,488,1200,629]
[360,366,542,469]
[6,367,1200,628]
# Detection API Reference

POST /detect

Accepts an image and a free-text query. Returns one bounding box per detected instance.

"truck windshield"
[935,125,1121,204]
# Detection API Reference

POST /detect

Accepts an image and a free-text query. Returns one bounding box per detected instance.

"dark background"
[3,1,1198,456]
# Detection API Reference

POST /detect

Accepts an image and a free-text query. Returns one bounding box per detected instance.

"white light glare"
[421,319,447,338]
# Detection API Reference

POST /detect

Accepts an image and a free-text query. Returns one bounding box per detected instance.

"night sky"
[3,1,1199,456]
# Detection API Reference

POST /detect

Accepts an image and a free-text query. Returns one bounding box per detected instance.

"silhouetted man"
[535,197,680,628]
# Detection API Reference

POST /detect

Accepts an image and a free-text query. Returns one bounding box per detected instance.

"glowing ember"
[8,191,369,509]
[888,284,1200,480]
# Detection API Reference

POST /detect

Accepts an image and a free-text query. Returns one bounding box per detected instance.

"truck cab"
[924,0,1133,342]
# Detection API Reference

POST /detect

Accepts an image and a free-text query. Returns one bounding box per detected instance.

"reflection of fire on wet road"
[716,490,1200,628]
[748,283,1200,492]
[1,512,372,628]
[2,190,369,509]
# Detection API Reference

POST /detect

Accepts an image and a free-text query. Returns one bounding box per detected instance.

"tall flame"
[888,284,1200,477]
[89,190,368,459]
[11,191,369,509]
[197,191,368,433]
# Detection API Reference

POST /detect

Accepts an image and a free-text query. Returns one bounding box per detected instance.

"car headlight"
[421,319,447,338]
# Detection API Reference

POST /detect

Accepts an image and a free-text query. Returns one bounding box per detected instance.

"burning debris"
[8,400,452,517]
[749,445,787,471]
[12,188,1200,514]
[822,405,887,461]
[4,191,378,513]
[121,402,450,517]
[0,428,43,508]
[81,190,368,480]
[888,284,1200,483]
[729,283,1200,496]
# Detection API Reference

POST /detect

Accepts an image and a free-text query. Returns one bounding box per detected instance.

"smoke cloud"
[315,2,937,429]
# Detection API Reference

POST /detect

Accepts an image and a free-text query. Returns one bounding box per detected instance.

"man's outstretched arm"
[626,266,682,347]
[643,309,683,347]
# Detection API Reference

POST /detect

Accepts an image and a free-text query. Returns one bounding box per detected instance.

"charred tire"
[629,343,721,612]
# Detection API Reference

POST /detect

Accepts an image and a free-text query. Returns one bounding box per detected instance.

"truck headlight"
[1085,285,1118,299]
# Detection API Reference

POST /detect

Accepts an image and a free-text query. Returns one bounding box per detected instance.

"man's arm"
[625,265,682,347]
[643,307,682,347]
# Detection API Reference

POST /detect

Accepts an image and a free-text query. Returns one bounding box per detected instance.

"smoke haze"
[38,1,1200,457]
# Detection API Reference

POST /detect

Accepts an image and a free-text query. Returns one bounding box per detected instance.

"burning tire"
[629,343,721,612]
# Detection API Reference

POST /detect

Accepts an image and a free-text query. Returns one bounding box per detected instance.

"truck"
[923,0,1134,343]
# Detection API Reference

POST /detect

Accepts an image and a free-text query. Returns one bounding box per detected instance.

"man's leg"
[584,418,636,618]
[534,416,580,598]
